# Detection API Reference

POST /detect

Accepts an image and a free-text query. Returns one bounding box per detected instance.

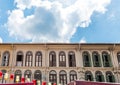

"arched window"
[106,71,115,82]
[95,71,104,82]
[24,70,32,81]
[2,51,10,66]
[83,51,91,67]
[35,51,42,67]
[1,70,6,83]
[92,52,101,67]
[25,51,33,66]
[69,70,77,82]
[14,70,22,83]
[34,70,42,85]
[117,52,120,66]
[49,70,57,83]
[49,51,56,67]
[59,51,66,67]
[59,70,67,85]
[85,71,93,81]
[16,51,23,66]
[102,52,112,67]
[68,51,76,67]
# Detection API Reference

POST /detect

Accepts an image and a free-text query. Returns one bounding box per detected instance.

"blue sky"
[0,0,120,43]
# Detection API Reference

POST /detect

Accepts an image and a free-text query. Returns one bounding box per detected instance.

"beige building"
[0,43,120,84]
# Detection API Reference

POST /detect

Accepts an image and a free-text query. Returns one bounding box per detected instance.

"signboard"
[68,81,120,85]
[0,83,34,85]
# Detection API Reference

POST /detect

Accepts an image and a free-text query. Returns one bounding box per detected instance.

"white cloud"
[80,37,86,43]
[0,37,3,43]
[5,0,111,42]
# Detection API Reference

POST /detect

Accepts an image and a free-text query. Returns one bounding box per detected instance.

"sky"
[0,0,120,43]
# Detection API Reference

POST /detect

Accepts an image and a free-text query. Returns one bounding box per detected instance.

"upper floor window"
[69,70,77,82]
[16,51,23,66]
[49,51,56,67]
[59,51,66,67]
[117,52,120,66]
[83,51,91,67]
[2,51,10,66]
[102,52,112,67]
[59,70,67,85]
[106,71,115,82]
[25,51,33,66]
[35,51,42,67]
[92,52,101,67]
[95,71,104,82]
[49,70,57,83]
[68,51,76,67]
[14,70,22,83]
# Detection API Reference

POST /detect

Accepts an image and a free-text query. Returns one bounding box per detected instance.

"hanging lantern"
[32,79,36,85]
[37,80,41,85]
[42,81,46,85]
[0,71,2,79]
[10,74,14,80]
[48,82,51,85]
[16,76,20,83]
[4,73,8,80]
[21,77,25,83]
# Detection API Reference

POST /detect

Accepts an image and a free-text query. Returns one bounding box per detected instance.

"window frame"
[35,51,42,67]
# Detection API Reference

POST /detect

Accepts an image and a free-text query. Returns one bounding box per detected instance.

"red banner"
[0,83,34,85]
[68,81,120,85]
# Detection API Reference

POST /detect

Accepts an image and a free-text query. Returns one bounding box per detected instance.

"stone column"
[89,51,93,67]
[32,51,35,67]
[23,51,26,66]
[67,71,69,84]
[56,51,59,67]
[57,72,59,84]
[66,51,68,67]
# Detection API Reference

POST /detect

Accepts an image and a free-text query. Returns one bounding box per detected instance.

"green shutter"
[108,54,112,67]
[88,56,91,67]
[106,75,109,82]
[96,76,98,81]
[112,75,115,82]
[102,75,105,82]
[98,55,102,67]
[93,55,96,67]
[102,55,105,67]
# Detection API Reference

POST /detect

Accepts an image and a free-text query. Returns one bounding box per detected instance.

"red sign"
[0,83,34,85]
[68,81,120,85]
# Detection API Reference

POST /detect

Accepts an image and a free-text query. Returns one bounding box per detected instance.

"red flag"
[10,74,14,80]
[32,79,36,85]
[0,71,2,79]
[21,77,25,83]
[42,81,46,85]
[53,83,56,85]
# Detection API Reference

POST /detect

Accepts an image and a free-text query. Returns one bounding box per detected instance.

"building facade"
[0,43,120,84]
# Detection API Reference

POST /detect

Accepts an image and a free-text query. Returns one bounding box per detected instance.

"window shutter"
[93,55,96,67]
[108,54,112,67]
